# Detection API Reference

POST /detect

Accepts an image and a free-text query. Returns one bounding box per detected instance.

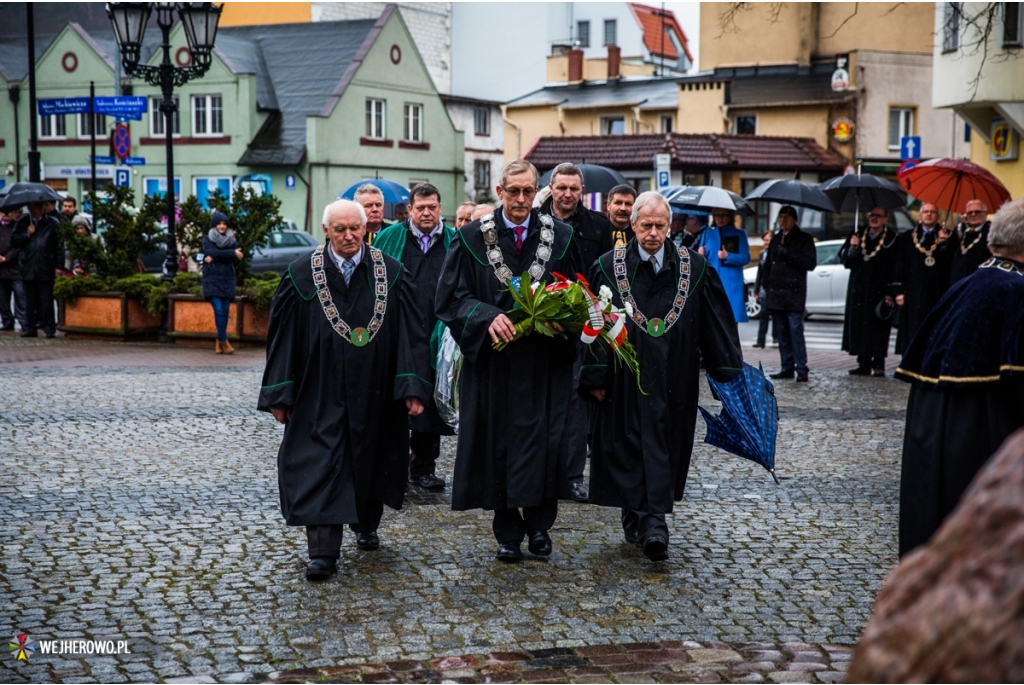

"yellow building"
[217,3,311,26]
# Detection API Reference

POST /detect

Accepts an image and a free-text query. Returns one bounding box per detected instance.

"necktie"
[650,256,660,273]
[342,258,355,286]
[419,233,431,254]
[513,225,526,252]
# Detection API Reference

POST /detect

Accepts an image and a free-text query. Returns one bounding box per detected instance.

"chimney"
[607,45,621,80]
[568,49,583,83]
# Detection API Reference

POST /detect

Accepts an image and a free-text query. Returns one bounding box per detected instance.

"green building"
[0,5,465,233]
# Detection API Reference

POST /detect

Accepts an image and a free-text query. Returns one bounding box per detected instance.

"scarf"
[207,228,237,249]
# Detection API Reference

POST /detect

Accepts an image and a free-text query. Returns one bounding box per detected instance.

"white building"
[441,95,504,203]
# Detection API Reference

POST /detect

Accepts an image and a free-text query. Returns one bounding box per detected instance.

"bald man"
[891,202,952,354]
[950,199,992,284]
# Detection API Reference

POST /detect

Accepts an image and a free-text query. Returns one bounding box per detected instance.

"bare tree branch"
[766,3,786,23]
[821,2,859,40]
[883,2,905,16]
[716,2,753,37]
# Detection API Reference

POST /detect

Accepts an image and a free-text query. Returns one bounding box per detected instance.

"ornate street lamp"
[106,2,222,279]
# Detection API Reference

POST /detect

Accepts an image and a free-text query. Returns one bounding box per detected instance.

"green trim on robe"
[373,222,455,261]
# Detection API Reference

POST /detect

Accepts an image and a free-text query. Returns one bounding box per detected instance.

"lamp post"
[106,2,222,280]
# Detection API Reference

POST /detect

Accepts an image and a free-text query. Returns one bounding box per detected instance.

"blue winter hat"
[210,211,231,229]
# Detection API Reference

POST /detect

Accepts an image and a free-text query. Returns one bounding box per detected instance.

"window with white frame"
[39,114,67,139]
[474,160,490,189]
[1004,2,1022,46]
[193,177,232,209]
[577,20,590,47]
[733,114,757,135]
[888,107,915,149]
[150,97,180,136]
[604,19,617,46]
[366,98,385,139]
[943,2,962,52]
[660,114,674,133]
[192,94,223,136]
[474,107,490,136]
[601,116,626,135]
[78,113,108,139]
[404,103,423,143]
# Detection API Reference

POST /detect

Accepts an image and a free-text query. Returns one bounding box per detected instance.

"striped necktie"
[342,259,355,285]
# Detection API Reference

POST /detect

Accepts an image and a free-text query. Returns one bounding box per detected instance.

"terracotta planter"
[58,292,162,340]
[167,295,268,345]
[239,299,269,341]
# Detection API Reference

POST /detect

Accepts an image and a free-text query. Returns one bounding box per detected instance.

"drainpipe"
[501,105,521,158]
[633,101,652,134]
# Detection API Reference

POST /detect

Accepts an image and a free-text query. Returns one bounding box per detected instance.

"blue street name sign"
[123,157,146,166]
[38,98,90,115]
[900,136,921,160]
[285,174,296,190]
[94,96,147,116]
[115,168,131,187]
[91,155,116,165]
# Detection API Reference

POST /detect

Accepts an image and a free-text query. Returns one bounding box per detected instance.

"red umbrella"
[898,158,1011,214]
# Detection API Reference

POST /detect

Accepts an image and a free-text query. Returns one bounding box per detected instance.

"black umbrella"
[0,182,63,211]
[818,173,907,235]
[538,163,628,195]
[744,179,836,212]
[660,185,754,217]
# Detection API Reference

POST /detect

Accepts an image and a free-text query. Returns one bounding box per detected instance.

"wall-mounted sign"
[113,124,131,160]
[831,117,855,142]
[831,54,850,92]
[991,119,1020,161]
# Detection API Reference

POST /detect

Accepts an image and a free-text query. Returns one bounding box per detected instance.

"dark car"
[250,230,319,274]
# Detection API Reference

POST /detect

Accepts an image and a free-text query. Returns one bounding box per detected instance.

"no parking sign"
[113,124,131,160]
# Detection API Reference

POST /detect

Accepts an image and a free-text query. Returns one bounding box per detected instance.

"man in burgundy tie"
[436,158,583,563]
[375,184,458,492]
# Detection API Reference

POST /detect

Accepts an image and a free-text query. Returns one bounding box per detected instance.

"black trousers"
[23,279,55,335]
[304,499,384,559]
[492,498,558,545]
[621,509,669,544]
[565,359,588,484]
[0,278,27,329]
[856,354,886,370]
[409,431,440,479]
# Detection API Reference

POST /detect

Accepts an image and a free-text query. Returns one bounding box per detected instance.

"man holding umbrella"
[762,206,816,382]
[10,199,61,338]
[891,202,952,353]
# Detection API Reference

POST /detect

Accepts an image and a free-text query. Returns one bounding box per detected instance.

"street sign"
[285,174,296,190]
[91,155,115,165]
[38,97,90,116]
[94,96,147,117]
[657,170,671,189]
[900,136,921,160]
[115,168,131,187]
[48,165,114,179]
[123,157,146,166]
[654,153,671,189]
[655,153,671,168]
[113,124,131,160]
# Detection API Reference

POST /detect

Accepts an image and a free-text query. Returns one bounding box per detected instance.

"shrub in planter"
[240,272,281,313]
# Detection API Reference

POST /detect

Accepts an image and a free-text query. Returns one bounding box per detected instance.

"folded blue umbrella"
[698,362,780,484]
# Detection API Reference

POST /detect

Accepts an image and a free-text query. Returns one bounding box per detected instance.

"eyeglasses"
[869,214,887,219]
[965,210,985,215]
[502,186,537,199]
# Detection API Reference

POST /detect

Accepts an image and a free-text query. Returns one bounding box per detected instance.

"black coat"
[202,235,239,299]
[390,221,455,436]
[891,225,953,353]
[10,213,61,281]
[0,220,21,280]
[579,241,742,513]
[435,208,581,511]
[839,227,898,358]
[257,245,416,526]
[762,226,816,313]
[949,221,992,285]
[540,198,613,275]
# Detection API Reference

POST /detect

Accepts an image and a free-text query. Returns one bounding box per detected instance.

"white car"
[744,240,849,319]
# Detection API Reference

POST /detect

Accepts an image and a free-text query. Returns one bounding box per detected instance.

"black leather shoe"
[643,535,669,561]
[20,330,37,338]
[356,531,380,551]
[495,543,523,563]
[769,370,794,379]
[305,556,336,581]
[871,368,886,377]
[412,473,445,490]
[570,481,589,502]
[848,366,870,376]
[796,372,809,383]
[527,530,552,556]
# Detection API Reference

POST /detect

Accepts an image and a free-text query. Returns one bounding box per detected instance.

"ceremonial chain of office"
[311,245,389,347]
[980,257,1024,276]
[858,229,887,261]
[612,245,692,338]
[911,225,939,266]
[480,212,556,284]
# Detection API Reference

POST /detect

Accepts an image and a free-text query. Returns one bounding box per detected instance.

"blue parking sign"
[285,174,296,190]
[657,170,670,189]
[115,168,131,188]
[900,136,921,160]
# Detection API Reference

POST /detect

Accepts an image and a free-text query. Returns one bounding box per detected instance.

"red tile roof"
[526,133,847,173]
[628,3,693,64]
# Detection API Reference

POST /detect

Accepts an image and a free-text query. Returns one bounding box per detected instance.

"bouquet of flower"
[495,272,642,389]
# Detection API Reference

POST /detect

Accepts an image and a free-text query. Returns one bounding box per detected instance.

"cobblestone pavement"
[0,336,907,683]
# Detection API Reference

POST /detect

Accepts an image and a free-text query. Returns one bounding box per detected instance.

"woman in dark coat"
[202,211,241,354]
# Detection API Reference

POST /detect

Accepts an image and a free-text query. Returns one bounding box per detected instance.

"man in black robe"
[891,202,953,353]
[839,206,898,376]
[355,184,390,245]
[950,199,992,284]
[258,199,424,581]
[436,158,581,563]
[373,183,456,491]
[540,162,614,503]
[605,184,636,250]
[896,197,1024,557]
[579,191,742,561]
